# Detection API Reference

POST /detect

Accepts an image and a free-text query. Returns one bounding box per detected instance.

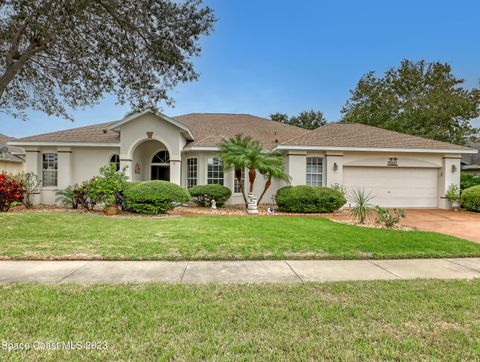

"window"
[234,168,245,193]
[152,150,170,164]
[42,153,58,187]
[187,158,197,188]
[110,154,120,171]
[207,157,224,185]
[306,157,323,186]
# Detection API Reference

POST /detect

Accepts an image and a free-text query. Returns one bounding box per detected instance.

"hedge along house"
[8,110,477,209]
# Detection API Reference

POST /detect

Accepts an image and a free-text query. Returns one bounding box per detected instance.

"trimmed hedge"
[123,181,190,214]
[276,185,346,213]
[461,185,480,212]
[189,184,232,207]
[461,172,480,191]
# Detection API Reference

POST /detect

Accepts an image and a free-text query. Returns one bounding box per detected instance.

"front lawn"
[1,280,479,360]
[1,212,480,260]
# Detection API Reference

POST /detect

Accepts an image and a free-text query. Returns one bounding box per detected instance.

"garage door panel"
[343,167,438,208]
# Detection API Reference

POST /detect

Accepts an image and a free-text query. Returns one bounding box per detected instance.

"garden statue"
[247,193,258,214]
[211,199,217,211]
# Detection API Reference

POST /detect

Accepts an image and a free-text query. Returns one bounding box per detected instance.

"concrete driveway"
[402,209,480,243]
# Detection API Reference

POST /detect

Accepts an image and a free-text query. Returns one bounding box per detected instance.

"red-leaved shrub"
[0,173,26,211]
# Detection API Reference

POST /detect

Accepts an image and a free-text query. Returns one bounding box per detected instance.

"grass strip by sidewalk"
[1,280,479,360]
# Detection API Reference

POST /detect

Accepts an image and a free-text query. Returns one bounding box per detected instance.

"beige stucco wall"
[0,160,24,174]
[24,146,119,205]
[71,147,120,184]
[118,113,186,184]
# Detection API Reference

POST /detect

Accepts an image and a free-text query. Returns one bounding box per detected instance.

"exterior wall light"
[451,164,457,173]
[333,162,338,171]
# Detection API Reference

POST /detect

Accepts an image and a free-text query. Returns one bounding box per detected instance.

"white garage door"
[343,167,438,208]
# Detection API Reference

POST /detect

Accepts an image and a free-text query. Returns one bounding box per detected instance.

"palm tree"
[219,135,253,205]
[257,152,290,204]
[219,135,289,208]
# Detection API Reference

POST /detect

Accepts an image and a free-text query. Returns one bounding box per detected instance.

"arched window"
[110,154,120,171]
[152,150,170,164]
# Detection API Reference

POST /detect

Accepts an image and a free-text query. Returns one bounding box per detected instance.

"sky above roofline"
[1,0,480,138]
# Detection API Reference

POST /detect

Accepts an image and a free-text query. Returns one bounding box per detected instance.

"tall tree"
[0,0,215,120]
[270,110,327,129]
[341,59,480,144]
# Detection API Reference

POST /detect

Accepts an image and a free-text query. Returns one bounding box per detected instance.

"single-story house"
[0,133,25,174]
[8,110,477,209]
[462,140,480,175]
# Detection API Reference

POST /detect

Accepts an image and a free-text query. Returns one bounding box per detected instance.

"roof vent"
[102,129,107,134]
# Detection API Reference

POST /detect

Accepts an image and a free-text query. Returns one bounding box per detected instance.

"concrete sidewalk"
[1,258,480,284]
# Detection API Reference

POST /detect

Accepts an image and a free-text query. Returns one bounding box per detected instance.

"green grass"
[1,280,479,360]
[1,212,480,260]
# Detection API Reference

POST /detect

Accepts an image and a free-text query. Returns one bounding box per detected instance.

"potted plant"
[446,184,461,211]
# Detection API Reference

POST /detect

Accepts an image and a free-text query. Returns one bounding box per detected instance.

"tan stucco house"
[8,110,477,208]
[0,133,24,174]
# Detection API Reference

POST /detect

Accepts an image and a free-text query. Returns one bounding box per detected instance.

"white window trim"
[206,157,224,185]
[306,156,324,187]
[186,158,198,188]
[42,153,58,188]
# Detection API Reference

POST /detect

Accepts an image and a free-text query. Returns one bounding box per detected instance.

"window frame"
[306,156,324,187]
[110,154,120,171]
[42,153,58,187]
[186,158,198,188]
[207,157,224,185]
[233,167,245,194]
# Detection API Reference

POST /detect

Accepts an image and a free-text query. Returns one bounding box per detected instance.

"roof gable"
[109,110,194,140]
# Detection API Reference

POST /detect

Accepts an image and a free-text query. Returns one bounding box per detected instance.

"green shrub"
[461,172,480,191]
[189,184,232,207]
[275,185,346,213]
[461,185,480,212]
[375,207,406,228]
[85,164,127,207]
[348,189,375,224]
[124,180,190,214]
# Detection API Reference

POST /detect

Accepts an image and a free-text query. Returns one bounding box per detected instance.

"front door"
[151,165,170,181]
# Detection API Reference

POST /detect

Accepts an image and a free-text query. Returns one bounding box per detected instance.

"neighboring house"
[0,133,25,174]
[461,140,480,175]
[8,110,477,208]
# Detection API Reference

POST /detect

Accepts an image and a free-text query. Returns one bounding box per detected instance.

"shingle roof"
[10,115,473,152]
[12,122,119,144]
[173,113,309,148]
[0,133,24,154]
[462,140,480,165]
[0,134,24,163]
[280,123,473,151]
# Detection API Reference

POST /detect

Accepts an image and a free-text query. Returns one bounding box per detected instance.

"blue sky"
[1,0,480,138]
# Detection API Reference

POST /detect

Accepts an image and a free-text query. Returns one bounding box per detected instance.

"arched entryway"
[151,150,170,181]
[130,139,172,182]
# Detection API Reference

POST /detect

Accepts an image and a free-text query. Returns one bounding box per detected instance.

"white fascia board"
[108,110,194,140]
[273,145,477,154]
[8,141,120,148]
[183,146,220,152]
